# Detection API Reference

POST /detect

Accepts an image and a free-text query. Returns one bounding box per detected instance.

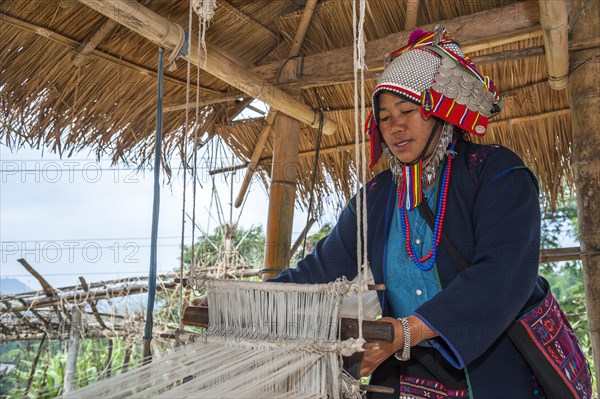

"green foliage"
[183,224,266,270]
[290,223,334,266]
[1,338,141,399]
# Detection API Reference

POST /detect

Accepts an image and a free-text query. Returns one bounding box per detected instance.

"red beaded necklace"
[398,142,454,270]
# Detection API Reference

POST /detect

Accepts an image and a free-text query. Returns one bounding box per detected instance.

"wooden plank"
[250,2,542,88]
[75,0,337,135]
[539,247,582,263]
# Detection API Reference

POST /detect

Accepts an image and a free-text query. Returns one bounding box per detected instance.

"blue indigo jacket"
[272,140,545,398]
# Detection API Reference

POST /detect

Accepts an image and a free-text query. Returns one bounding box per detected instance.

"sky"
[0,113,333,291]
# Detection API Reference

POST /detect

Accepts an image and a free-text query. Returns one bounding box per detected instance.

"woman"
[271,27,546,398]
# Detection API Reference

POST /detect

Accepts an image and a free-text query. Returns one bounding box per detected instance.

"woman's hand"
[360,317,404,376]
[360,315,438,377]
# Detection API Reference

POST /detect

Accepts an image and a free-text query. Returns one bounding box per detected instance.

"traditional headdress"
[366,25,504,168]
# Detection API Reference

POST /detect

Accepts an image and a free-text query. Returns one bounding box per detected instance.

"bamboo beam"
[250,2,542,88]
[569,0,600,389]
[71,18,119,67]
[75,0,337,135]
[164,92,244,112]
[404,0,420,31]
[288,0,318,57]
[538,0,569,89]
[234,112,277,207]
[0,12,218,94]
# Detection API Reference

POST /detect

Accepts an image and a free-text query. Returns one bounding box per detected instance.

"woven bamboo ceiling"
[0,0,574,213]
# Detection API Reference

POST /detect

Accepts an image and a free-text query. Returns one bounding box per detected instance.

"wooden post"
[539,0,569,89]
[262,63,302,280]
[63,307,82,394]
[262,113,301,279]
[569,0,600,390]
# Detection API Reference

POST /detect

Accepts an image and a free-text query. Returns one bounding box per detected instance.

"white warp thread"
[59,279,364,398]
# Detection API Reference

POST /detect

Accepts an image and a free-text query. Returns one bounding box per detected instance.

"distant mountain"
[0,278,33,294]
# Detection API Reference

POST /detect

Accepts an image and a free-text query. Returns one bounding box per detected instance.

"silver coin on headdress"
[432,81,444,93]
[478,104,492,118]
[444,85,459,98]
[436,74,450,85]
[456,94,470,105]
[484,90,495,103]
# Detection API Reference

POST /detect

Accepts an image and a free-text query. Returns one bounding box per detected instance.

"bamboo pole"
[71,18,118,67]
[234,112,277,207]
[538,0,569,89]
[75,0,337,135]
[164,92,244,112]
[63,308,82,395]
[569,0,600,390]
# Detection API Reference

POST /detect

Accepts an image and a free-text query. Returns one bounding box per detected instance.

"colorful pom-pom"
[408,29,426,44]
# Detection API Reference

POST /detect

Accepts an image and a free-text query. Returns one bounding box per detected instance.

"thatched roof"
[0,0,573,213]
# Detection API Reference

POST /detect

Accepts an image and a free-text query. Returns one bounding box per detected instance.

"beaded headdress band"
[366,25,504,168]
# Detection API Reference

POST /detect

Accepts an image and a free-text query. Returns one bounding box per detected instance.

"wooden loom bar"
[75,0,337,135]
[538,0,569,89]
[181,306,395,343]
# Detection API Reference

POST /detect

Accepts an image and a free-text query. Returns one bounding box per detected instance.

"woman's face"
[377,91,440,164]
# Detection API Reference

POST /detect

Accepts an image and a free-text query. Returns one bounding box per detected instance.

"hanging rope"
[178,0,196,330]
[352,0,368,341]
[142,47,165,362]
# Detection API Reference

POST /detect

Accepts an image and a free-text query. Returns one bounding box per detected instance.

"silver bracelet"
[394,317,411,361]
